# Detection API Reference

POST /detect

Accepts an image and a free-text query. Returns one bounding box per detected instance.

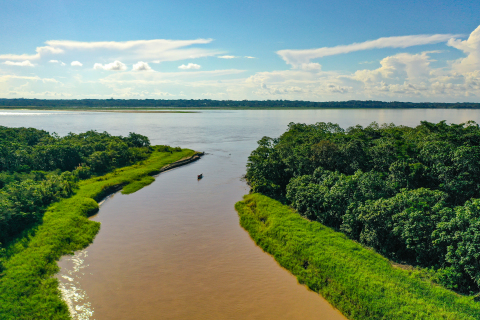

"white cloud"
[0,46,63,61]
[49,60,66,66]
[300,62,322,71]
[353,52,435,84]
[178,63,201,70]
[448,25,480,73]
[218,55,257,59]
[278,33,463,67]
[94,60,127,71]
[0,39,220,63]
[132,61,152,71]
[71,61,83,67]
[4,60,34,67]
[0,75,58,83]
[46,39,219,62]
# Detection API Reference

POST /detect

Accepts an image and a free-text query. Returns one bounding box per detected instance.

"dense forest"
[1,98,480,109]
[246,120,480,294]
[0,126,152,251]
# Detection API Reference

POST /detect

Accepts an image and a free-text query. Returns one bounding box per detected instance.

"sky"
[0,0,479,102]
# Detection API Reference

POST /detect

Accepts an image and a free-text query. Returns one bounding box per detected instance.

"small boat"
[197,174,203,179]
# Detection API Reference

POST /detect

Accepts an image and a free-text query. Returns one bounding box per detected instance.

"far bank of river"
[3,109,480,319]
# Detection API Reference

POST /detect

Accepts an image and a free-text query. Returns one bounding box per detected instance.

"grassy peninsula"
[0,126,199,319]
[236,194,480,319]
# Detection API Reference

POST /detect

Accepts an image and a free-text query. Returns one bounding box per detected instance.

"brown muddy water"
[2,109,479,319]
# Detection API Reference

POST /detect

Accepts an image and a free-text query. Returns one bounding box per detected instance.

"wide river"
[1,108,479,320]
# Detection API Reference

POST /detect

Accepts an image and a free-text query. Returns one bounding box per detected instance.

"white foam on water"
[57,250,94,320]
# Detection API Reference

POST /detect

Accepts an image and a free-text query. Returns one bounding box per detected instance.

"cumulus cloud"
[4,60,34,67]
[278,33,463,67]
[448,25,480,73]
[93,60,127,71]
[71,61,83,67]
[353,52,435,84]
[178,63,201,70]
[245,56,256,59]
[132,61,152,71]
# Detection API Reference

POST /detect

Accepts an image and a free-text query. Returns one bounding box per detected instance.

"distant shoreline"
[2,106,480,112]
[1,99,480,110]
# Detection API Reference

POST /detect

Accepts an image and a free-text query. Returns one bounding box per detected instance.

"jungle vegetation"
[0,126,151,249]
[245,120,480,295]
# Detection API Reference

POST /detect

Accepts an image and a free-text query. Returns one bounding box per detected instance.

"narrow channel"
[57,147,346,319]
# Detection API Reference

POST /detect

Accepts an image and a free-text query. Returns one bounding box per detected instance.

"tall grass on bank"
[236,193,480,320]
[0,147,196,320]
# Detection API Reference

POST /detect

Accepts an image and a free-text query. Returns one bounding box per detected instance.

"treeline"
[1,98,480,109]
[0,126,152,249]
[246,120,480,294]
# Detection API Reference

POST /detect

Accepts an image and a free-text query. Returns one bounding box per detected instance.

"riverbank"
[235,193,480,320]
[0,148,201,320]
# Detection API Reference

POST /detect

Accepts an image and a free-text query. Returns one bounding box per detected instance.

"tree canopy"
[0,126,152,251]
[246,120,480,294]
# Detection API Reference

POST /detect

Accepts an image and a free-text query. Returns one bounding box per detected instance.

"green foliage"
[0,127,153,247]
[236,194,480,320]
[0,126,152,174]
[0,147,196,319]
[246,120,480,293]
[121,175,155,194]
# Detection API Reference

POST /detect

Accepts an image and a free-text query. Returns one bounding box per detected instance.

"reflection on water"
[57,250,93,320]
[2,109,480,319]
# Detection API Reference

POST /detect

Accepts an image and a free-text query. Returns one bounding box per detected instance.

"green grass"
[0,148,197,320]
[122,175,155,194]
[235,193,480,320]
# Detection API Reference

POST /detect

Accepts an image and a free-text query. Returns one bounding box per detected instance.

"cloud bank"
[1,26,479,102]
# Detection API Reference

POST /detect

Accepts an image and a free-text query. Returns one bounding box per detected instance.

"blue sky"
[1,0,479,102]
